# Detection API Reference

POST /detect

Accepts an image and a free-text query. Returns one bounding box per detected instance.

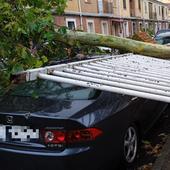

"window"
[154,5,157,19]
[154,5,156,12]
[66,18,76,30]
[98,0,103,13]
[138,0,141,10]
[139,22,143,31]
[101,21,109,35]
[132,22,137,35]
[145,2,147,14]
[123,0,126,9]
[123,22,129,37]
[87,20,95,33]
[159,6,161,16]
[0,80,100,112]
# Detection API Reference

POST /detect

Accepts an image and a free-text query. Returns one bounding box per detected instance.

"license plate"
[0,125,39,142]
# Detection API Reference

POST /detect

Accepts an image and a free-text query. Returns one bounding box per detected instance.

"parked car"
[154,29,170,46]
[0,79,168,170]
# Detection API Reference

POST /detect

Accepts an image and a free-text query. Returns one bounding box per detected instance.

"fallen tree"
[56,30,170,59]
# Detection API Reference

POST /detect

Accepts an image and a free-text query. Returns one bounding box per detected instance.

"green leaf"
[21,48,28,59]
[35,60,43,68]
[41,55,48,63]
[0,0,67,95]
[58,27,68,35]
[43,32,54,41]
[11,64,24,74]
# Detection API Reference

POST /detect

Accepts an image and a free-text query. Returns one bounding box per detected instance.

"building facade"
[55,0,170,37]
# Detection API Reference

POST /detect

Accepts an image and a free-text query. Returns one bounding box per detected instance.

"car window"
[0,80,101,112]
[6,80,100,100]
[155,36,170,45]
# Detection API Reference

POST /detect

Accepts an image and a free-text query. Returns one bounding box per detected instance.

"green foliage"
[0,0,67,95]
[145,28,155,37]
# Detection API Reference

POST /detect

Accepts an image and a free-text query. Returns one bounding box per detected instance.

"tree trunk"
[56,31,170,59]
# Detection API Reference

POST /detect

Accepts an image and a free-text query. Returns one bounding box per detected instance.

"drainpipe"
[78,0,83,30]
[142,0,146,32]
[117,0,123,36]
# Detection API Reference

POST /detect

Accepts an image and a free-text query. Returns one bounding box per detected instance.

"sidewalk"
[152,135,170,170]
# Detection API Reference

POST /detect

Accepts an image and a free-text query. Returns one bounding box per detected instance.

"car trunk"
[0,95,95,149]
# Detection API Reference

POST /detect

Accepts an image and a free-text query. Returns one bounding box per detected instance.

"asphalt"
[152,135,170,170]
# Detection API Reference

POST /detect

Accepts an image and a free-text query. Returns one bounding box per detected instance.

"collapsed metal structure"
[17,53,170,103]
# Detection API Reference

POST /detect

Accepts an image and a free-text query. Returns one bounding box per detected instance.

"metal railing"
[15,54,170,103]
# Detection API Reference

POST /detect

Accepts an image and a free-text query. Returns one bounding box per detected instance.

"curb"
[152,135,170,170]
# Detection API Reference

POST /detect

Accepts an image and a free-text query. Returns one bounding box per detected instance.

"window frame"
[138,0,141,11]
[101,21,109,35]
[66,18,77,30]
[86,19,95,33]
[123,0,126,9]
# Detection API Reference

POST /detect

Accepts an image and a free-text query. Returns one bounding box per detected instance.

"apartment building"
[142,0,169,33]
[54,0,170,37]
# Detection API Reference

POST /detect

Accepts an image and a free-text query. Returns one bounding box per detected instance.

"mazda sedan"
[0,79,167,170]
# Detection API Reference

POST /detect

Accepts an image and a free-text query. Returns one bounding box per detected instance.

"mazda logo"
[6,116,14,124]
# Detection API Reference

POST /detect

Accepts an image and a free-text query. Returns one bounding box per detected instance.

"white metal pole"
[73,65,170,87]
[38,73,170,103]
[52,71,170,96]
[90,62,170,79]
[63,68,170,91]
[80,64,170,84]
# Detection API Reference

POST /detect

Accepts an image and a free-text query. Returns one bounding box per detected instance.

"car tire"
[122,124,139,167]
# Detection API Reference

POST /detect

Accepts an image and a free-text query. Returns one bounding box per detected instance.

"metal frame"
[16,54,170,103]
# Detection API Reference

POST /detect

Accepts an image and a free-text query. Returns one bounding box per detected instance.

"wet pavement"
[137,105,170,170]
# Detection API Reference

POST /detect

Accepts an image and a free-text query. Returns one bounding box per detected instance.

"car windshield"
[0,80,100,113]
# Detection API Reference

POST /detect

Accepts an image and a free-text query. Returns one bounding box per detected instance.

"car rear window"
[3,80,100,100]
[0,80,101,112]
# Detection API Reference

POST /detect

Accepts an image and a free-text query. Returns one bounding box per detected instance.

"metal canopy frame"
[16,54,170,103]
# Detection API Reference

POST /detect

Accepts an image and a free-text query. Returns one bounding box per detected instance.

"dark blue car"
[0,79,167,170]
